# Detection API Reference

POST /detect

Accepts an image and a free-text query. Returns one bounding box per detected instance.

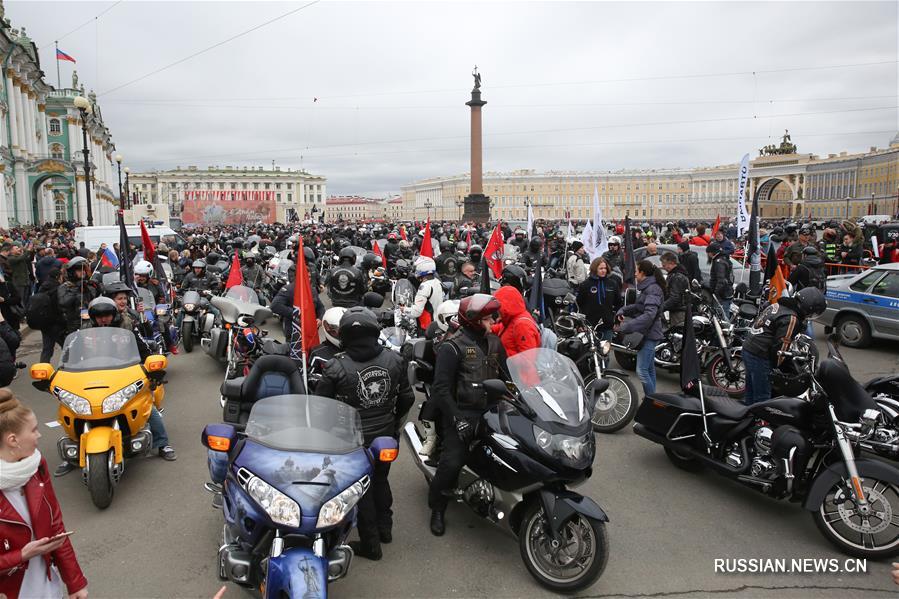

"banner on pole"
[737,153,751,237]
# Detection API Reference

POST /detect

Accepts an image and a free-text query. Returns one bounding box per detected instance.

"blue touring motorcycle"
[202,394,398,598]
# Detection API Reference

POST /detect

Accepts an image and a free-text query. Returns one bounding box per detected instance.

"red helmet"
[388,232,398,241]
[615,223,625,234]
[458,293,501,328]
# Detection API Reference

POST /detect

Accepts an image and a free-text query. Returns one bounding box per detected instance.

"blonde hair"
[0,389,32,442]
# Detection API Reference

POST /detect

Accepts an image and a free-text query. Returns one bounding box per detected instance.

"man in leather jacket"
[677,240,703,284]
[660,252,690,329]
[788,246,827,292]
[270,266,326,340]
[427,294,506,536]
[741,288,826,404]
[383,234,401,274]
[326,248,366,308]
[316,307,413,561]
[180,260,220,292]
[521,237,544,270]
[240,256,266,291]
[57,257,99,336]
[707,242,734,317]
[435,240,460,282]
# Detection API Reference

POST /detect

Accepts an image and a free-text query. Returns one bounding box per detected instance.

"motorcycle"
[403,348,610,592]
[180,289,214,353]
[613,285,746,398]
[135,287,177,356]
[30,327,167,509]
[632,331,899,558]
[202,394,399,598]
[555,311,640,433]
[206,285,273,378]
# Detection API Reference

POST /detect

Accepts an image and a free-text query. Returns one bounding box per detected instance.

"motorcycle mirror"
[202,423,237,452]
[29,362,55,381]
[483,379,509,401]
[690,279,702,291]
[144,355,168,372]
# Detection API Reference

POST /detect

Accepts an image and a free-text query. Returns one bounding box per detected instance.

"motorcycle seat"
[222,355,306,425]
[816,358,877,422]
[702,391,749,420]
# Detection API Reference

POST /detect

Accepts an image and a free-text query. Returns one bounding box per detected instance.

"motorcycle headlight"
[155,305,168,316]
[101,381,144,414]
[600,340,611,356]
[316,476,370,529]
[532,424,594,469]
[54,387,91,415]
[245,475,301,527]
[183,303,196,312]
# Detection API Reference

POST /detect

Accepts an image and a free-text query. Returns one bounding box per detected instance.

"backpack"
[806,265,827,291]
[26,290,56,331]
[539,323,558,350]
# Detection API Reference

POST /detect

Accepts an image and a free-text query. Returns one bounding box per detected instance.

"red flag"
[466,229,472,248]
[711,214,721,238]
[420,218,433,258]
[225,250,243,289]
[484,222,505,279]
[400,225,407,241]
[293,238,320,354]
[372,239,387,267]
[139,221,156,264]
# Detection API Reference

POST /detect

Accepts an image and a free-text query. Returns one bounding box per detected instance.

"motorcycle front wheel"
[813,477,899,558]
[587,372,639,434]
[87,451,114,510]
[519,502,608,593]
[705,351,746,399]
[182,321,194,353]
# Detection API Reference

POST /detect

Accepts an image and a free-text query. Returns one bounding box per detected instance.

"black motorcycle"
[180,289,214,353]
[633,331,899,558]
[403,348,610,592]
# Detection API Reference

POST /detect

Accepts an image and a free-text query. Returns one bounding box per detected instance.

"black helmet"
[455,240,468,253]
[361,253,381,271]
[232,237,245,249]
[303,246,315,263]
[206,252,221,265]
[394,259,411,278]
[338,247,356,265]
[794,287,827,319]
[802,246,819,258]
[799,225,813,235]
[88,296,118,324]
[706,242,722,255]
[338,306,380,340]
[501,264,528,292]
[192,259,206,270]
[439,239,452,252]
[528,237,542,253]
[103,281,132,297]
[469,244,483,262]
[65,256,88,279]
[458,293,501,328]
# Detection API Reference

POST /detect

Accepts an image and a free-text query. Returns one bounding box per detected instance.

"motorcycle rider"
[509,228,528,252]
[427,294,506,536]
[492,286,540,357]
[307,307,346,391]
[706,242,734,318]
[783,225,818,267]
[403,257,444,328]
[500,264,528,293]
[677,240,703,284]
[181,259,220,293]
[56,257,99,336]
[383,233,401,274]
[435,240,460,282]
[788,246,827,292]
[660,251,690,329]
[316,307,414,560]
[270,264,326,340]
[453,261,479,298]
[521,237,543,271]
[566,241,588,285]
[240,255,265,291]
[134,260,177,354]
[602,236,623,276]
[741,287,827,405]
[326,247,366,308]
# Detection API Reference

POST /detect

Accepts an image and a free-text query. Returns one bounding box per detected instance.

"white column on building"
[12,82,25,156]
[4,73,17,151]
[24,89,36,156]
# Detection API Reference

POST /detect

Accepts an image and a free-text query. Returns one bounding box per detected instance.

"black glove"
[454,417,474,444]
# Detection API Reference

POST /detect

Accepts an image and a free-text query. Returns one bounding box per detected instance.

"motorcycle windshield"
[275,259,293,278]
[393,279,415,307]
[507,349,588,426]
[226,285,260,304]
[245,395,364,453]
[59,328,142,372]
[380,327,406,347]
[136,287,156,309]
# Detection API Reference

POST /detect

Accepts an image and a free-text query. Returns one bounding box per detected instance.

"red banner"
[181,190,276,224]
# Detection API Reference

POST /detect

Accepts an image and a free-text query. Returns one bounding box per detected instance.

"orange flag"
[420,218,433,258]
[293,238,320,354]
[711,214,721,238]
[225,250,243,289]
[768,262,787,304]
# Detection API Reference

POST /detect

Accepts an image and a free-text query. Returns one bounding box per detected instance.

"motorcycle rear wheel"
[705,352,746,399]
[587,373,639,434]
[519,502,608,593]
[182,321,194,353]
[813,477,899,558]
[664,447,704,472]
[87,451,114,510]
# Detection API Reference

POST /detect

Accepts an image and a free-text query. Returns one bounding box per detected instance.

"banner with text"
[180,190,277,224]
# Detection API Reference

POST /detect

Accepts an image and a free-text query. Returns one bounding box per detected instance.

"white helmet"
[134,260,153,276]
[434,300,459,332]
[321,307,346,347]
[413,256,436,277]
[608,236,621,246]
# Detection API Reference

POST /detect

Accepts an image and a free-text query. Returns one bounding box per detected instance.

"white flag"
[737,153,751,237]
[526,202,534,239]
[566,218,574,240]
[581,219,594,258]
[590,184,608,258]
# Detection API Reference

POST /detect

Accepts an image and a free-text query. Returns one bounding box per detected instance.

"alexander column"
[463,66,491,223]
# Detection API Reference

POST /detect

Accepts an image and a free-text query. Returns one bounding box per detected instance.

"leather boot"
[349,541,382,561]
[430,510,445,536]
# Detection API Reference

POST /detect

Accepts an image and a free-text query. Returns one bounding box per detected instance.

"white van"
[858,215,893,226]
[74,225,186,252]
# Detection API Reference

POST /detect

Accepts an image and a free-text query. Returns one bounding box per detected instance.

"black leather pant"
[356,461,393,550]
[428,418,469,511]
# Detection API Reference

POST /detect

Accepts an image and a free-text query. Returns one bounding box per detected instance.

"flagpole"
[55,41,61,89]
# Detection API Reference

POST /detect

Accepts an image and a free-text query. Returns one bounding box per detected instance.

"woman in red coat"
[492,285,541,357]
[0,390,88,599]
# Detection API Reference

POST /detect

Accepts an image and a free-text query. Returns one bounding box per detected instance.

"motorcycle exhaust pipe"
[402,422,436,480]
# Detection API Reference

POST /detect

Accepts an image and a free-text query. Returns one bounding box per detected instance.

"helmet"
[103,281,132,297]
[455,241,468,253]
[608,236,621,246]
[134,260,153,276]
[414,256,436,277]
[706,242,722,255]
[458,293,500,328]
[303,247,316,263]
[232,237,245,249]
[799,225,813,235]
[527,237,542,253]
[361,253,381,271]
[321,307,347,347]
[501,264,528,292]
[439,239,452,252]
[338,306,380,341]
[388,232,398,241]
[191,259,206,271]
[206,252,221,265]
[514,228,525,237]
[554,314,579,338]
[87,296,118,323]
[802,246,819,258]
[434,300,460,332]
[338,247,356,265]
[794,287,827,319]
[394,259,411,278]
[65,256,88,278]
[469,244,483,259]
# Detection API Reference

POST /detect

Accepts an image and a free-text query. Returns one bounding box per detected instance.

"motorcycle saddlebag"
[207,328,228,359]
[635,393,702,440]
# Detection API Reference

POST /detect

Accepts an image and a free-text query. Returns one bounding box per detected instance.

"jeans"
[743,349,771,405]
[148,406,169,448]
[719,300,732,322]
[636,339,658,395]
[356,460,393,550]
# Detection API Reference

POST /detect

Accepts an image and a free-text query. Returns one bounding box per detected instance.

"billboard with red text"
[180,190,277,224]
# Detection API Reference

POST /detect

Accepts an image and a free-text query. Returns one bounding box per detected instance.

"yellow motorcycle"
[31,327,167,509]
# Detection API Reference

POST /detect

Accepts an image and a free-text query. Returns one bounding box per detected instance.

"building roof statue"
[472,66,481,90]
[759,129,797,156]
[72,70,78,90]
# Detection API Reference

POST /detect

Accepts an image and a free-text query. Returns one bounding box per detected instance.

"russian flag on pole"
[56,49,76,63]
[100,247,119,268]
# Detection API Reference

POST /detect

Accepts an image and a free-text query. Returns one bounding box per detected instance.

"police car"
[820,262,899,348]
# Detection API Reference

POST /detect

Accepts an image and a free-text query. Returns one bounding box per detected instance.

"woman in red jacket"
[0,390,88,599]
[492,285,541,357]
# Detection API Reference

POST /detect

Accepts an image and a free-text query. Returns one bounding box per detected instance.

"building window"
[242,182,248,189]
[218,182,225,190]
[54,196,67,221]
[276,193,281,201]
[49,143,64,160]
[49,119,62,135]
[287,193,292,201]
[265,183,270,190]
[275,183,281,189]
[253,182,260,190]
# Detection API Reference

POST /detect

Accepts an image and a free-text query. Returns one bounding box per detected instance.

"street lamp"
[115,154,124,212]
[871,192,876,216]
[424,199,433,221]
[124,167,131,209]
[455,198,463,220]
[73,95,94,226]
[845,196,851,220]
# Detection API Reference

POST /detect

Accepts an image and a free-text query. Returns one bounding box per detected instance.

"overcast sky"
[7,0,898,197]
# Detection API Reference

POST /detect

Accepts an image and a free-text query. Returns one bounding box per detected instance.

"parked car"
[819,262,899,348]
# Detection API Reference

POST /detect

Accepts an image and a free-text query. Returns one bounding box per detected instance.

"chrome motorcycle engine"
[656,342,678,365]
[750,427,777,479]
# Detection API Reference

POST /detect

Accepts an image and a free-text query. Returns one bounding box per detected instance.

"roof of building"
[326,196,382,206]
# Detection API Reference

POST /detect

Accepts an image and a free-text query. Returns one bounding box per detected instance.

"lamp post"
[124,167,131,209]
[845,196,851,220]
[73,95,94,226]
[871,192,876,216]
[115,154,124,212]
[424,199,433,221]
[455,198,463,221]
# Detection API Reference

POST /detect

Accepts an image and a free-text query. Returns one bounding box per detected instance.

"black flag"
[527,254,545,323]
[748,186,762,295]
[118,211,135,291]
[479,254,491,294]
[763,242,779,284]
[623,216,636,286]
[680,293,701,394]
